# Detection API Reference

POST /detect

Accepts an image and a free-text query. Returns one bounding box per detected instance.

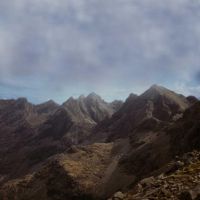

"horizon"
[0,84,199,105]
[1,0,200,103]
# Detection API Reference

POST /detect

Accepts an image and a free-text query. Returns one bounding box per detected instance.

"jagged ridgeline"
[0,85,200,200]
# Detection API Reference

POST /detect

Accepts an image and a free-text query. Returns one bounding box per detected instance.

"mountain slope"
[0,142,122,200]
[115,101,200,186]
[0,94,119,184]
[91,85,190,142]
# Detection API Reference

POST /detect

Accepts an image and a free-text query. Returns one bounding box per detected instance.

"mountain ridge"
[89,85,190,143]
[0,85,200,200]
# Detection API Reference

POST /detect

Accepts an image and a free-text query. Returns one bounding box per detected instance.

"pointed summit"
[39,100,58,107]
[141,84,189,110]
[62,92,118,124]
[87,92,102,100]
[36,100,59,114]
[125,93,138,103]
[86,93,103,104]
[150,84,166,92]
[63,97,75,105]
[142,84,172,97]
[93,85,191,142]
[78,95,85,100]
[150,84,163,89]
[46,99,57,105]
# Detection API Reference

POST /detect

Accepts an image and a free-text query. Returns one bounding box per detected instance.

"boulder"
[113,191,125,199]
[140,176,155,187]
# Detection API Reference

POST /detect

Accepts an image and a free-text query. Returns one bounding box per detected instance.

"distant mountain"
[91,85,190,142]
[0,94,119,183]
[110,100,124,111]
[62,93,119,123]
[35,100,59,114]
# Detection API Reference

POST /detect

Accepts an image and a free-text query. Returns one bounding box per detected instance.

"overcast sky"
[0,0,200,103]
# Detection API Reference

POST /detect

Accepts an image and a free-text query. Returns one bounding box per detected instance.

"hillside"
[0,94,119,184]
[91,85,190,142]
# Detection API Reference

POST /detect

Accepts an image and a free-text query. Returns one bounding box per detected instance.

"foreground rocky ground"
[110,151,200,200]
[2,150,200,200]
[0,142,131,200]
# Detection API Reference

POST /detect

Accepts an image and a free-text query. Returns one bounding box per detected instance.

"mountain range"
[0,85,200,200]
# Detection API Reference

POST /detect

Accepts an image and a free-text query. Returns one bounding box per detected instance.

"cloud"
[0,0,200,102]
[194,71,200,84]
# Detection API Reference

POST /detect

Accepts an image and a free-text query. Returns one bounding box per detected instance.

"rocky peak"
[78,95,85,100]
[36,100,59,114]
[37,100,58,107]
[140,85,189,111]
[45,99,58,105]
[187,96,199,105]
[63,97,75,104]
[16,97,28,103]
[141,84,174,98]
[15,97,30,108]
[110,100,123,111]
[62,93,117,124]
[86,92,102,103]
[92,85,191,142]
[125,93,138,104]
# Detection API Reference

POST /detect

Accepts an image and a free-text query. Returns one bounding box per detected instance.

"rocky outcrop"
[169,101,200,155]
[109,151,200,200]
[110,100,123,112]
[187,96,199,105]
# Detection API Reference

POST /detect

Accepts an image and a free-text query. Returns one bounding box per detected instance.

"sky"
[0,0,200,103]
